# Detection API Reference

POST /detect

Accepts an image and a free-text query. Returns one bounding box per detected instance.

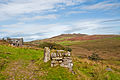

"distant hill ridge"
[30,33,120,44]
[51,33,87,38]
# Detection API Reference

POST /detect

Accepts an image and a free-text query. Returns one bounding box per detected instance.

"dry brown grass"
[70,37,120,60]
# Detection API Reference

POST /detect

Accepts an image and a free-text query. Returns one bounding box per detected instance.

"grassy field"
[0,45,120,80]
[0,45,75,80]
[0,44,120,80]
[69,37,120,60]
[0,35,120,80]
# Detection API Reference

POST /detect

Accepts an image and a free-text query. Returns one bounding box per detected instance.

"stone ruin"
[44,47,73,71]
[6,38,23,47]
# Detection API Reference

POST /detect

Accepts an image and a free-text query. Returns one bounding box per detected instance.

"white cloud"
[19,14,58,21]
[64,19,120,34]
[0,0,88,21]
[62,0,86,6]
[1,18,120,41]
[0,22,70,41]
[1,23,68,33]
[67,11,87,15]
[81,1,120,10]
[0,0,57,15]
[0,0,119,41]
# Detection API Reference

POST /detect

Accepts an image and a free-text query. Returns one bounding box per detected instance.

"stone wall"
[44,47,73,71]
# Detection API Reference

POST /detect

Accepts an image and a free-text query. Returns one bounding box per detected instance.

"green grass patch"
[36,60,76,80]
[57,41,85,46]
[0,45,43,61]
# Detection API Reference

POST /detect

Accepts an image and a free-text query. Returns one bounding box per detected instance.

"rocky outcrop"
[44,47,73,71]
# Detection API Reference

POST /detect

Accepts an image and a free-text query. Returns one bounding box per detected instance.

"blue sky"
[0,0,120,41]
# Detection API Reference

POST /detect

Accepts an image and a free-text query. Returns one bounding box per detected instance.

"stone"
[60,63,67,67]
[59,53,62,57]
[67,51,71,56]
[51,63,54,67]
[44,48,74,71]
[68,62,73,68]
[51,60,56,64]
[63,58,72,63]
[52,57,63,60]
[106,68,112,71]
[51,53,56,58]
[54,63,59,67]
[59,60,63,63]
[44,47,50,62]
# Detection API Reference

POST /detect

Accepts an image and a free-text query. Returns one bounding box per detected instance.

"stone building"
[44,47,73,71]
[6,38,23,47]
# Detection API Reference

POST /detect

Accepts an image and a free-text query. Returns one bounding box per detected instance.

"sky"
[0,0,120,41]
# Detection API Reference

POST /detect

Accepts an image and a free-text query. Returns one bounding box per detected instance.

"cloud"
[62,0,87,6]
[0,22,70,41]
[0,0,56,15]
[0,18,120,41]
[101,19,120,23]
[65,20,101,33]
[0,0,88,21]
[64,19,120,34]
[19,14,58,21]
[0,0,120,41]
[67,11,87,15]
[81,1,120,10]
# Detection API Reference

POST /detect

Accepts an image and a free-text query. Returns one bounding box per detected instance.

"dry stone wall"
[44,47,73,70]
